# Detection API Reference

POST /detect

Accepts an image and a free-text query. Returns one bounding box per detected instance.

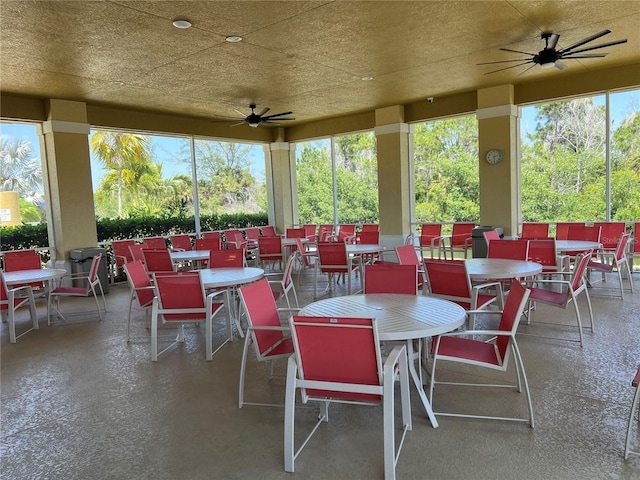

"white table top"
[299,294,466,342]
[346,244,385,255]
[198,267,264,289]
[465,258,542,280]
[3,268,67,285]
[555,240,602,252]
[170,250,211,262]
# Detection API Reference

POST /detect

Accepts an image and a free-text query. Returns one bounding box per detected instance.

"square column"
[42,99,97,266]
[477,85,519,236]
[265,142,295,234]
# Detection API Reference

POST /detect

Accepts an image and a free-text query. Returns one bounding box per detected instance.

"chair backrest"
[260,225,278,237]
[195,237,222,252]
[282,253,296,290]
[285,228,306,239]
[290,315,382,402]
[0,270,10,305]
[318,224,334,242]
[129,244,145,263]
[123,260,154,308]
[420,223,442,247]
[567,225,601,242]
[614,232,631,262]
[364,264,418,294]
[358,231,380,245]
[111,240,136,267]
[142,249,174,273]
[634,223,640,254]
[450,222,476,247]
[209,249,245,267]
[202,231,222,242]
[224,229,243,248]
[488,239,529,260]
[227,232,247,250]
[496,280,531,361]
[593,222,626,249]
[316,242,348,272]
[361,223,379,233]
[3,249,41,271]
[395,244,420,267]
[170,234,192,251]
[258,236,283,256]
[555,222,584,240]
[520,222,550,239]
[303,224,317,241]
[483,229,501,245]
[527,239,558,267]
[295,238,312,267]
[244,227,261,241]
[571,252,592,291]
[238,278,287,357]
[337,224,356,241]
[423,259,471,301]
[153,271,205,321]
[142,236,166,249]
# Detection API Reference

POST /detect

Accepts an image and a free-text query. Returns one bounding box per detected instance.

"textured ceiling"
[1,1,639,127]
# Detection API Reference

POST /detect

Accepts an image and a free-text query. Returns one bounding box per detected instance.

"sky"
[1,89,637,191]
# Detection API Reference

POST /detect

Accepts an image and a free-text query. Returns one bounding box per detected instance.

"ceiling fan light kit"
[478,29,627,75]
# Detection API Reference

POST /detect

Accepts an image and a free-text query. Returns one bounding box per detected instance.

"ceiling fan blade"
[477,58,533,65]
[262,111,294,119]
[229,121,246,127]
[516,63,538,76]
[554,60,567,70]
[560,38,627,56]
[257,107,270,116]
[499,47,535,56]
[561,53,608,59]
[484,60,534,75]
[546,33,560,50]
[266,117,294,121]
[233,108,247,118]
[261,120,282,126]
[559,29,611,53]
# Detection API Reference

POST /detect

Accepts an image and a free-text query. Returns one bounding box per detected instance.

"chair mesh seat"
[435,336,501,366]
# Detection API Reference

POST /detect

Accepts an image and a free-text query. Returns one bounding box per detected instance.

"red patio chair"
[49,253,107,323]
[285,227,305,239]
[111,239,136,268]
[364,263,418,295]
[170,234,192,251]
[593,222,626,250]
[260,225,278,237]
[302,224,317,242]
[520,222,550,239]
[527,239,567,273]
[123,260,156,342]
[314,241,362,297]
[141,236,166,249]
[1,270,37,343]
[443,222,476,259]
[587,231,634,299]
[285,315,411,480]
[488,239,529,260]
[209,249,245,268]
[266,253,299,308]
[129,244,145,263]
[150,271,228,361]
[565,224,602,256]
[317,224,334,242]
[237,277,299,408]
[337,224,356,242]
[429,280,534,426]
[419,223,443,260]
[202,231,223,243]
[423,259,502,329]
[525,252,594,347]
[555,222,584,240]
[256,236,283,270]
[395,245,427,294]
[2,249,45,295]
[142,248,175,273]
[244,227,261,249]
[361,223,379,232]
[195,237,223,253]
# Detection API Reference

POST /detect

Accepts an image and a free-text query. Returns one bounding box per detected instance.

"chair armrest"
[8,284,34,296]
[276,307,301,314]
[383,344,407,370]
[206,290,226,300]
[247,325,291,332]
[465,309,503,315]
[440,329,513,339]
[526,279,571,287]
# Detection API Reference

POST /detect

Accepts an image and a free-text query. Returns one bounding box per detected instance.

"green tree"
[91,131,152,217]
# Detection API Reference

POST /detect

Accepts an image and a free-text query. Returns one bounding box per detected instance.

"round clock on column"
[485,148,503,165]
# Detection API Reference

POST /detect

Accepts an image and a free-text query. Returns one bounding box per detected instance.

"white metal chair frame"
[48,254,107,324]
[428,283,534,426]
[587,231,634,299]
[313,243,363,298]
[150,272,229,361]
[1,272,37,343]
[265,253,299,308]
[625,364,640,460]
[284,316,412,480]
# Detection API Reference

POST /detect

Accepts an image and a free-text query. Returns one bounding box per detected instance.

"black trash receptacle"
[471,226,504,258]
[69,247,109,293]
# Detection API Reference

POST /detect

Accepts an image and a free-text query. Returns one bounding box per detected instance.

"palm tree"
[90,131,151,217]
[0,137,43,199]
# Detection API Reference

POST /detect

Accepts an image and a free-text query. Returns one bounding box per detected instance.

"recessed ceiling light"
[111,80,125,86]
[172,19,192,29]
[361,75,374,81]
[225,35,243,43]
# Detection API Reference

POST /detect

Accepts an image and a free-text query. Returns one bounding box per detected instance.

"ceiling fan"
[478,29,628,75]
[217,103,295,127]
